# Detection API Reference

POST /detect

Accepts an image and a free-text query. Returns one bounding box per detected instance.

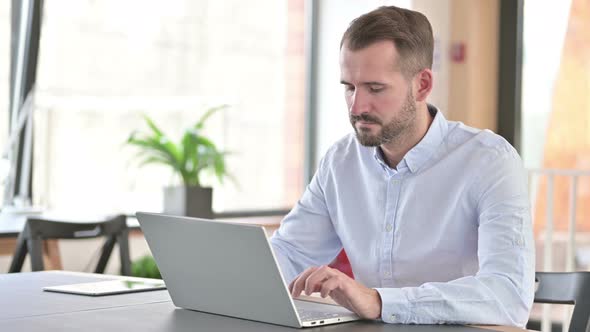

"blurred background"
[0,0,588,330]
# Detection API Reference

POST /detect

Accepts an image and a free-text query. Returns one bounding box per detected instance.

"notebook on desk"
[136,212,360,328]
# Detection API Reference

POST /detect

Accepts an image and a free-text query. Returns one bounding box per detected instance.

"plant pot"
[163,186,213,218]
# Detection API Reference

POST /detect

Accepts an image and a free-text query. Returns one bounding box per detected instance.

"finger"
[291,267,319,297]
[319,275,341,298]
[295,267,320,295]
[288,273,303,293]
[304,265,335,295]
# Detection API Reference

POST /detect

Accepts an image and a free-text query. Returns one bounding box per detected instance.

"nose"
[348,89,369,116]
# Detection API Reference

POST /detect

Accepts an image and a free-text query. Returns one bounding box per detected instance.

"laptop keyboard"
[297,308,343,321]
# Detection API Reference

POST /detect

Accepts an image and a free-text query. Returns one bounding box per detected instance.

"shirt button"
[390,314,397,320]
[385,224,393,232]
[383,271,391,278]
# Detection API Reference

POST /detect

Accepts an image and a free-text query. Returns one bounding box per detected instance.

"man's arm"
[270,154,343,284]
[291,146,535,327]
[374,149,534,326]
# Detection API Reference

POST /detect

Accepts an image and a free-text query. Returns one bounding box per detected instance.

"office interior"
[0,0,588,331]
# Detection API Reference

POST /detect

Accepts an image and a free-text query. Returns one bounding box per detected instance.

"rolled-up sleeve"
[375,146,535,327]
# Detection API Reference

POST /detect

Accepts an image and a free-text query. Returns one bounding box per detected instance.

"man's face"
[340,40,417,147]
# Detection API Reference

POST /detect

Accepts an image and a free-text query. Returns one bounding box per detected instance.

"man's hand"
[288,265,382,320]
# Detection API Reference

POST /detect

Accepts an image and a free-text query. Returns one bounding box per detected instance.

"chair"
[329,250,354,279]
[534,272,590,332]
[8,214,131,275]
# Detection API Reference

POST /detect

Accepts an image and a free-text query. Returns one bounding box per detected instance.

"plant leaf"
[128,134,183,177]
[137,156,175,168]
[195,104,228,130]
[143,115,164,137]
[126,108,232,187]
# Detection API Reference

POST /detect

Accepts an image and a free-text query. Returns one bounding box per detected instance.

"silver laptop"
[136,212,360,328]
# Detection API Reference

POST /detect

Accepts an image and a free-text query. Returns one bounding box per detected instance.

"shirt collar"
[372,104,448,174]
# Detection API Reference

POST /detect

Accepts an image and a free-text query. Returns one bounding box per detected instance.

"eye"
[369,85,384,93]
[343,84,355,93]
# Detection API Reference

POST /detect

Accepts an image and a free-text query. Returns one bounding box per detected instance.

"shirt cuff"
[374,287,414,324]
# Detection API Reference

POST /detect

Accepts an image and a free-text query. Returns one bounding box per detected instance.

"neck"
[380,103,433,169]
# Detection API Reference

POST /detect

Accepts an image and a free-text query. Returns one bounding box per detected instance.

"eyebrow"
[340,80,386,86]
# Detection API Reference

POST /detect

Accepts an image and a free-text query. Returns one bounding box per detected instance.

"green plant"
[126,105,229,187]
[130,255,161,279]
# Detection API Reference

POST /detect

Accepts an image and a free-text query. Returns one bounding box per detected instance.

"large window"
[0,3,9,205]
[520,0,590,237]
[32,0,305,215]
[521,1,571,171]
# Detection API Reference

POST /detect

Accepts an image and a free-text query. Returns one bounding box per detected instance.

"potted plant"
[131,254,162,279]
[126,105,229,218]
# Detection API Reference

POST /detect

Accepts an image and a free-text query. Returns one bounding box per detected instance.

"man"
[270,5,534,327]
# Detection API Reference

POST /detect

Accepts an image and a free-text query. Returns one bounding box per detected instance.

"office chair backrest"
[8,214,131,275]
[534,272,590,332]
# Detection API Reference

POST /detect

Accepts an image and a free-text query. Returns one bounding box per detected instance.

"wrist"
[369,289,383,319]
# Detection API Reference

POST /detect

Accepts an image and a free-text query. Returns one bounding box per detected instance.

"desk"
[0,271,532,332]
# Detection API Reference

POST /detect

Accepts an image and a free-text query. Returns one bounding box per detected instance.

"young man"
[270,5,534,327]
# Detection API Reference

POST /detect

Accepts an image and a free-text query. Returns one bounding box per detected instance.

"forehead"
[339,40,402,80]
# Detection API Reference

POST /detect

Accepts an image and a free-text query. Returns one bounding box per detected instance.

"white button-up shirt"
[270,106,534,327]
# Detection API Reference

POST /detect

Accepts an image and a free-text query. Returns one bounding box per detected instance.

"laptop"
[136,212,360,328]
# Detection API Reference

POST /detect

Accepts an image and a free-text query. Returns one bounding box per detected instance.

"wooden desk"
[0,271,533,332]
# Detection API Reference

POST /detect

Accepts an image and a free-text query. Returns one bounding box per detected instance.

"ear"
[413,68,433,102]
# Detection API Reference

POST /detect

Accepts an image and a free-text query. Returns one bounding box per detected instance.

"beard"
[350,90,417,147]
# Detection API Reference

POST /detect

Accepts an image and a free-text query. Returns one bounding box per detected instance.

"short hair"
[340,6,434,78]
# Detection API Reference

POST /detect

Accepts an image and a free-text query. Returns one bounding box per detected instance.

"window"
[33,0,305,214]
[521,0,590,236]
[0,3,10,205]
[521,1,571,171]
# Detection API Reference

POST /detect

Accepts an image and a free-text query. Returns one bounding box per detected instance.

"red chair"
[328,250,354,279]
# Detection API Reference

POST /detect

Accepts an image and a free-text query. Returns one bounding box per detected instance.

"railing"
[527,169,590,332]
